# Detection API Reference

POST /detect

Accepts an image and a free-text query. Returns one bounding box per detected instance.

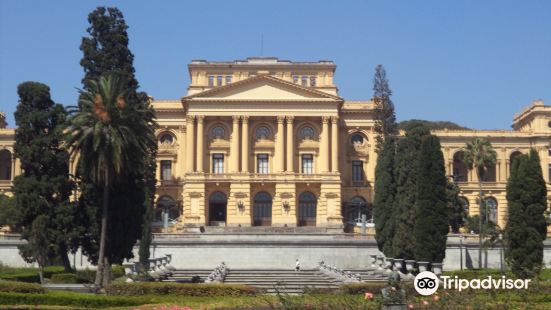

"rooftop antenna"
[260,33,264,56]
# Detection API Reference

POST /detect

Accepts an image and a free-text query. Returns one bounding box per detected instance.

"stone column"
[241,116,249,172]
[331,116,339,172]
[286,116,294,172]
[231,116,240,173]
[320,116,330,172]
[196,116,204,172]
[185,115,195,173]
[276,116,285,172]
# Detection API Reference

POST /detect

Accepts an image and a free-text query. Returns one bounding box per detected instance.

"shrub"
[112,265,125,279]
[339,282,415,295]
[75,268,95,283]
[0,292,143,308]
[105,282,258,296]
[51,273,78,284]
[0,280,45,294]
[0,265,66,283]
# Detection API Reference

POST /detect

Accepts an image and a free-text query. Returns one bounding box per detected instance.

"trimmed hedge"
[0,292,144,308]
[0,281,45,294]
[51,273,78,284]
[74,265,125,284]
[106,282,258,296]
[0,266,65,283]
[339,282,415,295]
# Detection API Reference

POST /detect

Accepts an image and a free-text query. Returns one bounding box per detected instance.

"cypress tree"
[505,150,547,278]
[372,65,397,152]
[391,125,430,259]
[76,7,157,269]
[413,135,449,262]
[13,82,76,271]
[447,180,466,233]
[374,137,397,256]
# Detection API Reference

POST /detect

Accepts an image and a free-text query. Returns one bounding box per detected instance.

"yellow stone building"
[1,58,550,232]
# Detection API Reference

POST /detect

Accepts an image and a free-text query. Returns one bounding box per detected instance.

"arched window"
[154,196,181,222]
[255,126,271,140]
[453,151,468,182]
[509,151,522,173]
[482,164,497,182]
[298,192,317,226]
[351,134,364,146]
[458,196,469,216]
[299,126,315,140]
[209,191,227,203]
[484,197,498,223]
[343,196,372,224]
[212,126,225,139]
[159,133,174,145]
[0,150,12,180]
[253,192,272,226]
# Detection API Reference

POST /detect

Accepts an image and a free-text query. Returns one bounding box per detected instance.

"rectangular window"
[302,154,313,174]
[301,76,308,86]
[161,160,172,181]
[352,160,364,181]
[548,164,551,182]
[257,154,269,174]
[548,149,551,157]
[213,154,224,174]
[217,75,223,86]
[293,75,299,84]
[208,76,214,86]
[225,76,232,85]
[310,76,316,87]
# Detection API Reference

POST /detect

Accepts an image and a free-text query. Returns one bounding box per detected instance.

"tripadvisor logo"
[414,271,531,295]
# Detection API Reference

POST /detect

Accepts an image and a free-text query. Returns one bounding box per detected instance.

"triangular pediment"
[183,75,341,101]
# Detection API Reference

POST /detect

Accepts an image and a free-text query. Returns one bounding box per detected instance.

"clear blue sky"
[1,0,550,129]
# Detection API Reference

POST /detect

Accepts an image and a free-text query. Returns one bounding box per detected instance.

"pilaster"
[231,116,240,173]
[196,116,205,173]
[185,116,195,173]
[320,116,330,172]
[241,116,249,172]
[286,116,295,172]
[228,181,252,226]
[274,183,297,227]
[331,116,339,172]
[276,116,285,172]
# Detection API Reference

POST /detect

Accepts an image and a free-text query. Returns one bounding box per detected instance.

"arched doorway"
[343,196,372,225]
[209,191,227,225]
[453,151,468,182]
[298,192,317,226]
[154,196,181,223]
[509,151,522,173]
[483,197,498,224]
[253,192,272,226]
[0,150,12,180]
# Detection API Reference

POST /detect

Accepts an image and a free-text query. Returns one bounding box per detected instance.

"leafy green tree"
[374,137,397,256]
[398,119,469,131]
[414,135,449,262]
[0,194,19,232]
[75,6,157,282]
[20,215,50,283]
[12,82,76,271]
[505,150,548,278]
[372,65,397,152]
[391,125,430,259]
[462,138,497,269]
[66,74,156,287]
[446,180,466,233]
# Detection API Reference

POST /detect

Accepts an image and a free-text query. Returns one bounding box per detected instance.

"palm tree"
[66,73,155,288]
[462,138,497,269]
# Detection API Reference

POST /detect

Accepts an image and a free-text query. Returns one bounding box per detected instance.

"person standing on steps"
[295,259,301,272]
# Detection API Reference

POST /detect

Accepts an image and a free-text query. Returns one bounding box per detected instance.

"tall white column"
[276,116,285,172]
[320,116,330,172]
[185,115,195,173]
[286,116,294,172]
[196,116,204,172]
[231,116,240,173]
[241,116,249,172]
[331,116,339,172]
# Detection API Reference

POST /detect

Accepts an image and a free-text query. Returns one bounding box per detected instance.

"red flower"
[364,292,374,300]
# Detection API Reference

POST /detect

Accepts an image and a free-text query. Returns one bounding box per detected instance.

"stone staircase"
[162,269,212,283]
[223,269,342,294]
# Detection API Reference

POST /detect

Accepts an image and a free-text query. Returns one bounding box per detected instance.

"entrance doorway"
[253,192,272,226]
[209,191,227,226]
[298,192,317,226]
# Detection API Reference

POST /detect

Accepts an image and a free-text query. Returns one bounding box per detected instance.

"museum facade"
[1,57,550,232]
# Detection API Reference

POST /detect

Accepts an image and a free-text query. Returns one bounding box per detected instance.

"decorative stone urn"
[375,255,385,274]
[404,260,416,280]
[417,261,430,273]
[385,257,394,275]
[431,263,443,276]
[370,254,378,269]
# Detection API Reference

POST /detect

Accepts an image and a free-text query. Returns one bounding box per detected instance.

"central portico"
[180,72,344,229]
